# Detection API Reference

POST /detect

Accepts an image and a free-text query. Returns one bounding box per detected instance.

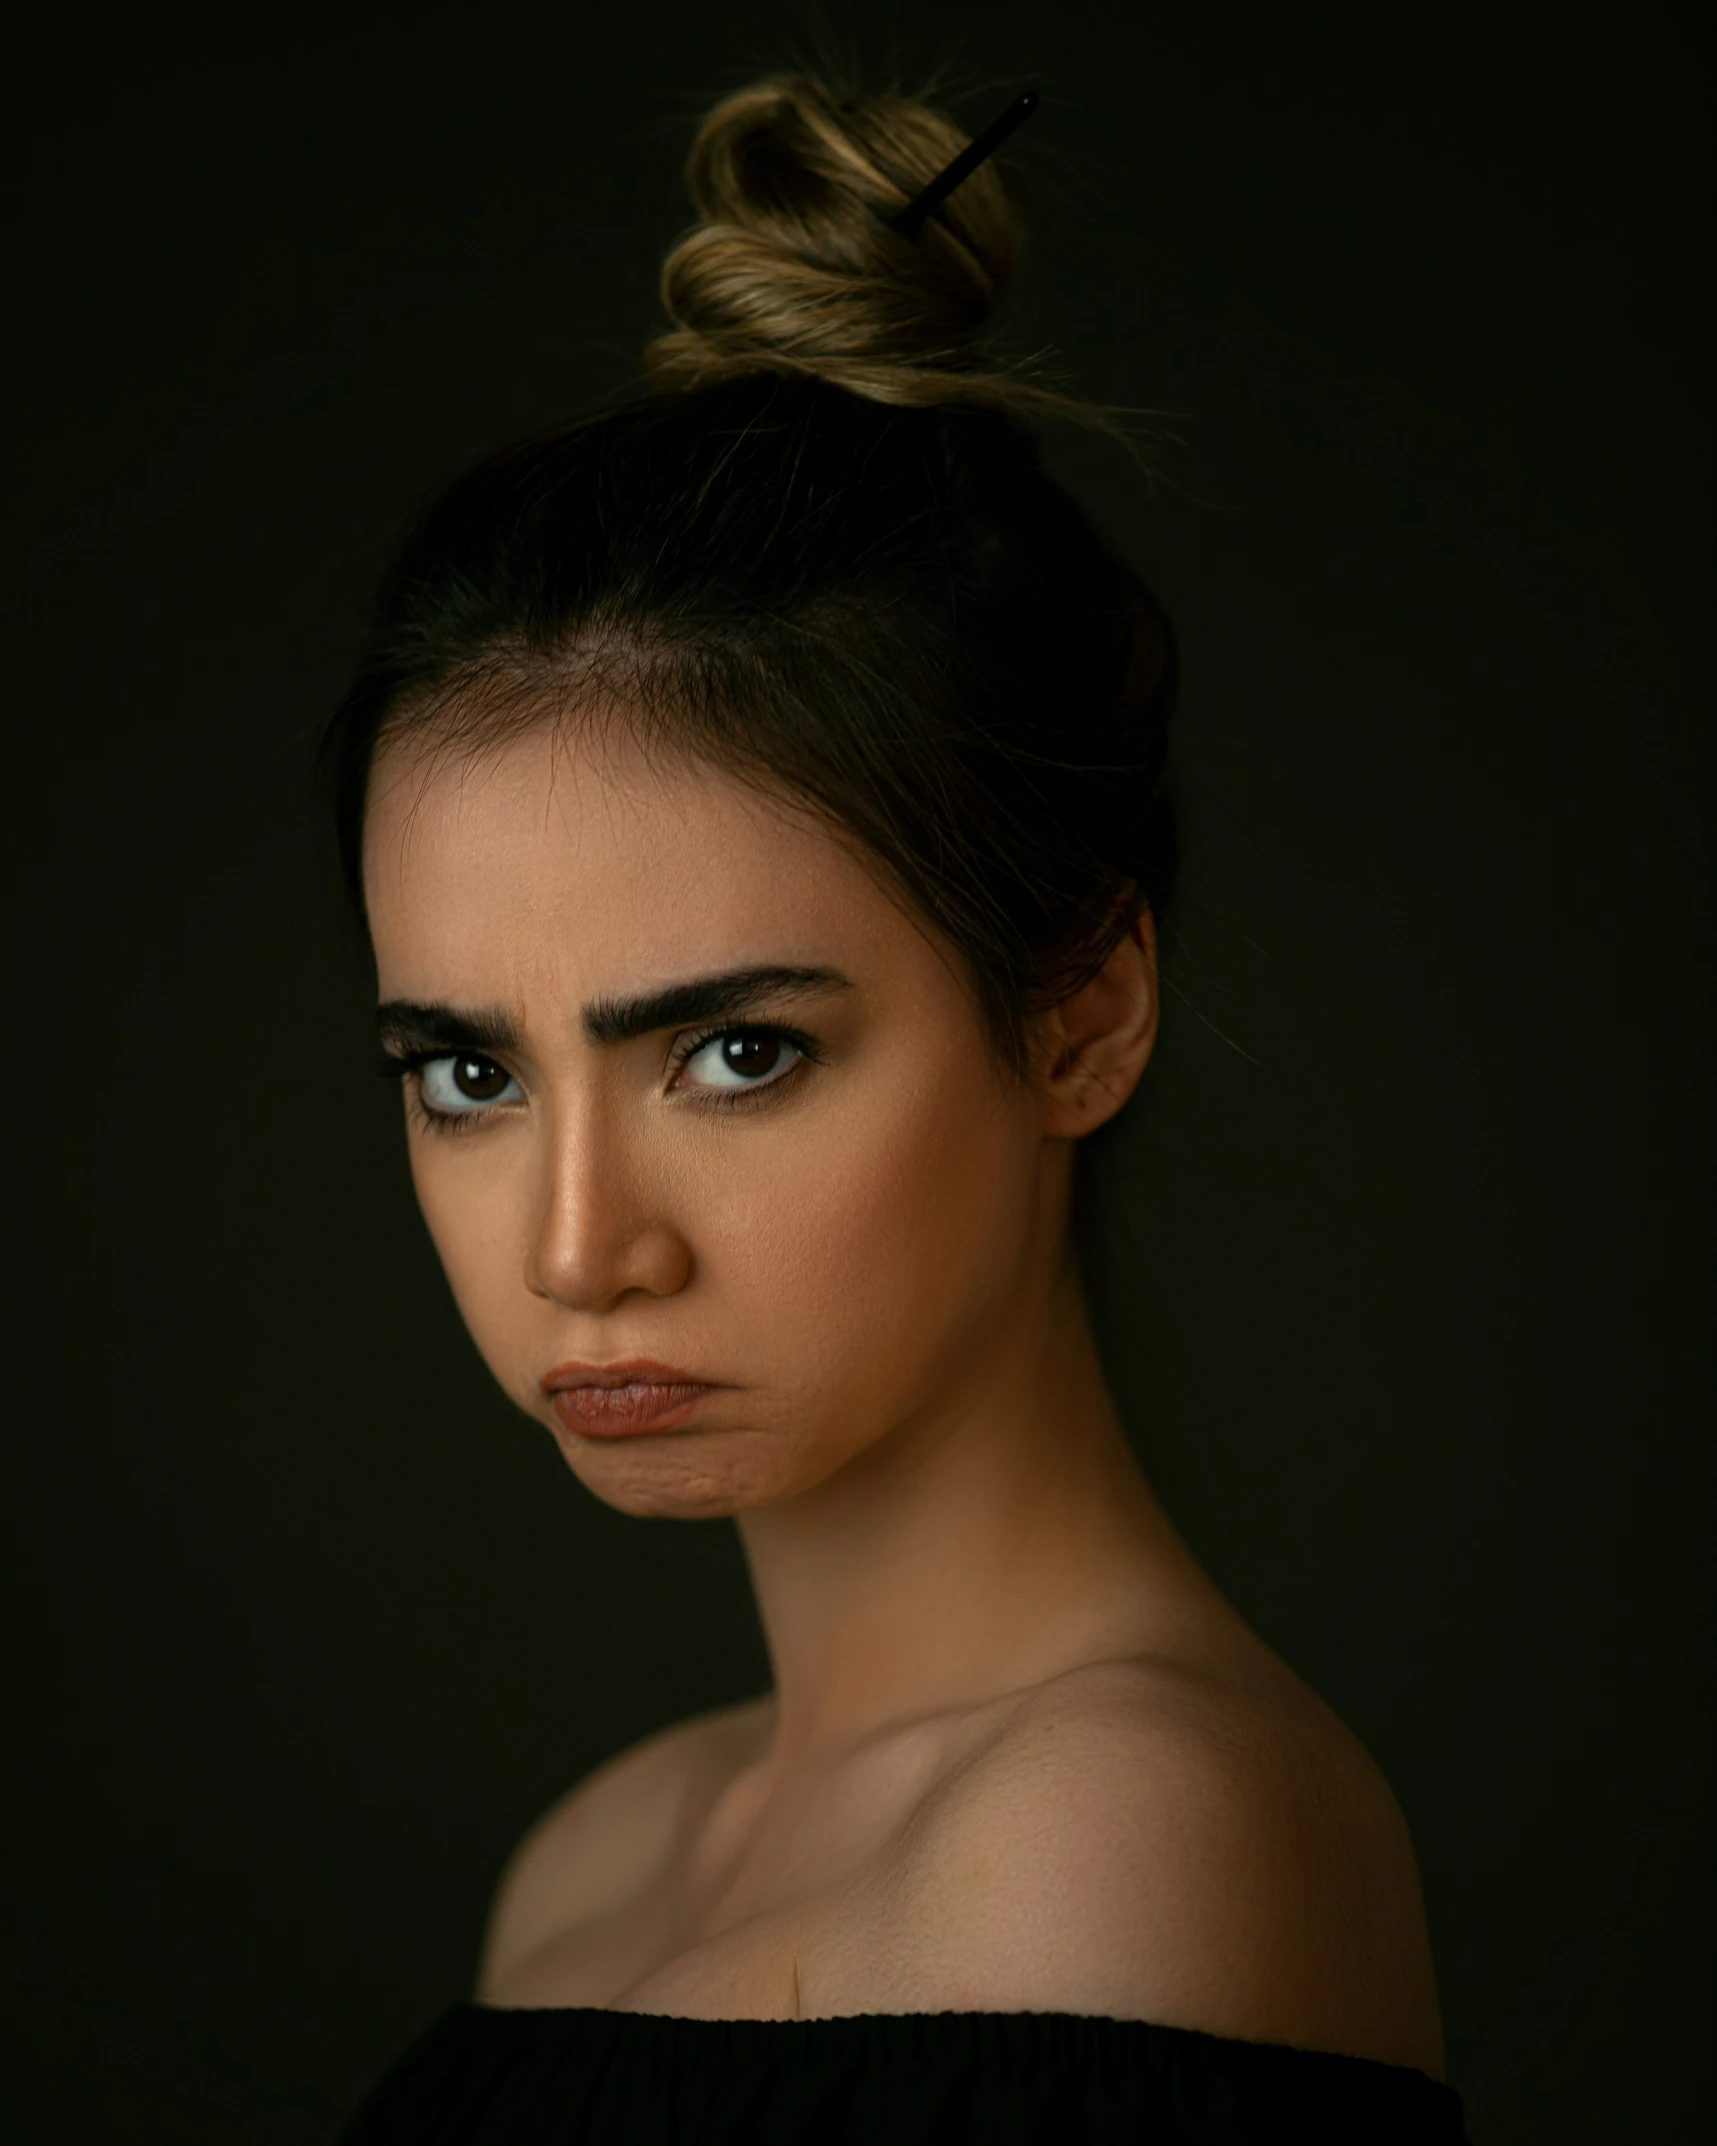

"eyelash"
[376,1021,824,1137]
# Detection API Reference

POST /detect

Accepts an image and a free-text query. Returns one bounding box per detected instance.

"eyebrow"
[375,964,852,1057]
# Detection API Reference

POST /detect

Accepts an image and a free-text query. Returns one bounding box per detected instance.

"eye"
[417,1052,522,1116]
[676,1028,805,1095]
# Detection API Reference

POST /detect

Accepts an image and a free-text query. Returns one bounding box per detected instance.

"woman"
[333,70,1469,2144]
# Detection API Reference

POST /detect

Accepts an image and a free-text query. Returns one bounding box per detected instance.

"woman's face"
[361,714,1077,1521]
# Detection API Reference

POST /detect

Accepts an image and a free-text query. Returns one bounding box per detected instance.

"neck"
[733,1239,1221,1768]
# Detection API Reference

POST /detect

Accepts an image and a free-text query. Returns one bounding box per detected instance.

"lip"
[540,1358,727,1440]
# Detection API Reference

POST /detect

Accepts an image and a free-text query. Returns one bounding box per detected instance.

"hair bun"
[645,75,1031,411]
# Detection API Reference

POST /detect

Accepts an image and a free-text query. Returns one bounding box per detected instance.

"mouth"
[540,1358,726,1440]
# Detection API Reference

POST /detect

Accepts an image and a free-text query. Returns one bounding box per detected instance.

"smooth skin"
[362,710,1447,2075]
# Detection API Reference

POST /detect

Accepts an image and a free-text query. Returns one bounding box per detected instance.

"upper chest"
[482,1654,1355,2028]
[492,1703,1015,2018]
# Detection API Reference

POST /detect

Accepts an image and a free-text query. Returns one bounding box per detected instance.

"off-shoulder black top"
[340,2003,1470,2143]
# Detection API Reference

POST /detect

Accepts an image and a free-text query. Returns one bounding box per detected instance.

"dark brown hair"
[321,72,1177,1082]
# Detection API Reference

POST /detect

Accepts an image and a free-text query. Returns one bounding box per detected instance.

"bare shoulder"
[475,1693,771,2001]
[877,1654,1446,2077]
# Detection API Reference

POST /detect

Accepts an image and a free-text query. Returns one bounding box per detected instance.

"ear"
[1033,907,1160,1137]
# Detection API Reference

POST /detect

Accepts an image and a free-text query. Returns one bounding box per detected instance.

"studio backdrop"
[10,3,1711,2141]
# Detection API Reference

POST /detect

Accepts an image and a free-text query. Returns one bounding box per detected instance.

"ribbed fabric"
[340,2002,1470,2143]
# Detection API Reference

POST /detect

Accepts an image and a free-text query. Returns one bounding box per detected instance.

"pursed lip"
[540,1357,718,1393]
[540,1357,727,1439]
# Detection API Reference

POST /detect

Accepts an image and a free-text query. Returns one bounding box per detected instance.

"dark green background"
[10,3,1711,2140]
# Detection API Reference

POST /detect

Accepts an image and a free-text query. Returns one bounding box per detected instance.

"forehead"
[361,715,925,1000]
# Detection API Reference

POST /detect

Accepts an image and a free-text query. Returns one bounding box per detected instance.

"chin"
[548,1422,812,1522]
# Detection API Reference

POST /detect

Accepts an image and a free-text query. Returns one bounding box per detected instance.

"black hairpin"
[886,89,1041,241]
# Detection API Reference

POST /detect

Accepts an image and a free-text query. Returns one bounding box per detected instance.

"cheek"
[709,1054,1038,1393]
[406,1135,537,1375]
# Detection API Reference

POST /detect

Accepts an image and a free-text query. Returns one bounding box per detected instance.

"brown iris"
[451,1054,512,1101]
[717,1034,783,1079]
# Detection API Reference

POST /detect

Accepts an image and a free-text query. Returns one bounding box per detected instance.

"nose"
[523,1092,693,1312]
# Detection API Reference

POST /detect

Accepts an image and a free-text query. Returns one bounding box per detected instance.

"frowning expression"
[361,714,1065,1520]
